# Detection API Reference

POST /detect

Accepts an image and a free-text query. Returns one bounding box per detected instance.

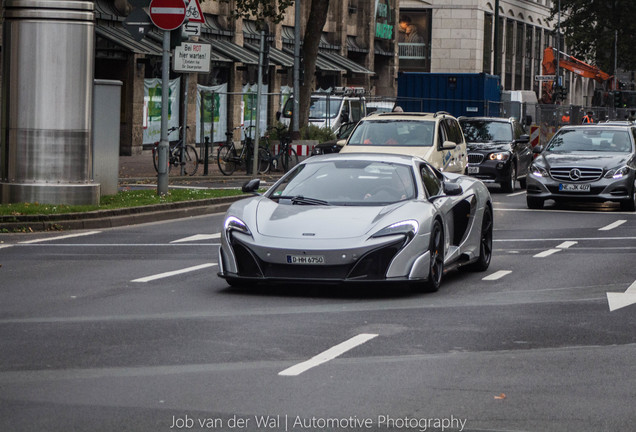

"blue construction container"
[396,72,502,117]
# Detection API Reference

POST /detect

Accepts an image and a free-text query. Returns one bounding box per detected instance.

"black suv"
[459,117,533,192]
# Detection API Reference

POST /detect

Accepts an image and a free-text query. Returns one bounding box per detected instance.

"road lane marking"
[533,249,561,258]
[507,191,526,197]
[607,280,636,312]
[534,240,579,258]
[482,270,512,281]
[131,263,217,282]
[170,233,221,243]
[0,244,13,250]
[494,236,636,242]
[556,241,577,249]
[599,220,627,231]
[19,231,101,244]
[279,333,378,376]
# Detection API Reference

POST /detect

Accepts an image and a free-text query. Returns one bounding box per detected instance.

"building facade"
[92,0,399,155]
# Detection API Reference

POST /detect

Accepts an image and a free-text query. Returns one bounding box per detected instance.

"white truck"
[279,88,367,132]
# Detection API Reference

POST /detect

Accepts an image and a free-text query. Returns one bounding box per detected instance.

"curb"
[0,195,244,232]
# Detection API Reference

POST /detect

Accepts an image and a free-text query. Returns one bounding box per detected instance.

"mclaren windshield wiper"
[275,195,331,206]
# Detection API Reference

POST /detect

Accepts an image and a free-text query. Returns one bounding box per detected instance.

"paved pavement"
[0,151,283,232]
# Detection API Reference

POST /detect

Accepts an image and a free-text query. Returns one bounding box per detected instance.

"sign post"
[149,0,186,195]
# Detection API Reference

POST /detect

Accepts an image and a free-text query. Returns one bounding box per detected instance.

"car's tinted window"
[547,129,633,153]
[347,120,435,146]
[420,164,442,197]
[268,160,416,206]
[460,120,513,142]
[350,100,363,122]
[445,119,464,144]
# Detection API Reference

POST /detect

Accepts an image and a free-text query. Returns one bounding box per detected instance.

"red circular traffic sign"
[149,0,186,31]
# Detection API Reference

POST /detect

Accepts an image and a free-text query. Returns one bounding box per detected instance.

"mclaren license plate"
[559,183,591,192]
[287,255,325,265]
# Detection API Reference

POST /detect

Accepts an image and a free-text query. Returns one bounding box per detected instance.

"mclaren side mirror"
[443,182,463,196]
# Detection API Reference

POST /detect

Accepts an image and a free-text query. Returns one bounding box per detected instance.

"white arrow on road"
[607,280,636,311]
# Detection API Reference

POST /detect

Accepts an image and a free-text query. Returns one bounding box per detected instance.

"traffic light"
[614,91,622,108]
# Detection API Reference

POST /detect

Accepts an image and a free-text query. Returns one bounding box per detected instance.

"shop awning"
[95,21,163,56]
[200,38,259,65]
[346,36,369,53]
[318,52,374,75]
[245,44,295,68]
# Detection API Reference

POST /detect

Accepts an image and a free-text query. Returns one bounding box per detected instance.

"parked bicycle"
[265,125,298,172]
[152,126,199,176]
[217,125,271,176]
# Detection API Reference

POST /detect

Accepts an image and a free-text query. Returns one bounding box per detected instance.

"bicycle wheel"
[183,145,199,176]
[217,144,237,176]
[258,147,271,174]
[281,146,299,172]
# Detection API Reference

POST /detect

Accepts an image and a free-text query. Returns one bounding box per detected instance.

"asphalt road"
[1,187,635,432]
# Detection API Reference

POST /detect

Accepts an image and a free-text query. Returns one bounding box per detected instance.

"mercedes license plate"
[287,255,325,265]
[559,183,591,192]
[467,166,480,174]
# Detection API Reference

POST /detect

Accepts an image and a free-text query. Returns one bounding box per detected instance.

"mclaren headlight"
[224,216,252,241]
[530,163,549,178]
[604,166,630,179]
[371,220,419,243]
[489,152,511,161]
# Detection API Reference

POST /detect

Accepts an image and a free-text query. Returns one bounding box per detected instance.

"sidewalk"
[118,150,283,187]
[0,152,282,232]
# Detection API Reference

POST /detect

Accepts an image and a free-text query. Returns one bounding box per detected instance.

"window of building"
[515,22,524,89]
[505,19,514,90]
[483,13,493,74]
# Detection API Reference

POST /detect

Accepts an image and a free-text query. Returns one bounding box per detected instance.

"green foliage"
[552,0,636,71]
[300,125,336,143]
[0,189,245,216]
[213,0,294,25]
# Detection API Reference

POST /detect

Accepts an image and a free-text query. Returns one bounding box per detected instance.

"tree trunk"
[298,0,331,130]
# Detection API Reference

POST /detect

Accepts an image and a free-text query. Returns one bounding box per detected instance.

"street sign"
[149,0,186,31]
[185,0,205,23]
[535,75,556,81]
[173,42,211,73]
[183,22,201,38]
[123,8,153,42]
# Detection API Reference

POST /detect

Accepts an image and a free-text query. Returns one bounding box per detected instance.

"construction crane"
[540,46,615,104]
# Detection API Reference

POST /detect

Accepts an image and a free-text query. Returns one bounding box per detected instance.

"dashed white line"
[18,231,101,244]
[533,249,561,258]
[170,233,221,243]
[556,241,578,249]
[507,191,526,197]
[131,263,217,283]
[279,333,378,376]
[599,220,627,231]
[482,270,513,281]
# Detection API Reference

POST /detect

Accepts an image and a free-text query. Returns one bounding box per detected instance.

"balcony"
[398,42,429,59]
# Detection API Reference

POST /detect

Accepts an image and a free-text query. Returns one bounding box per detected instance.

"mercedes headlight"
[604,166,630,179]
[489,152,510,161]
[530,163,549,178]
[371,220,419,242]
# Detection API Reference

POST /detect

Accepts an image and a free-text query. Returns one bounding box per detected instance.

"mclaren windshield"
[268,160,416,206]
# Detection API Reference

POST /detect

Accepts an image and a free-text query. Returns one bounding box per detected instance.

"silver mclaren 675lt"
[217,153,493,292]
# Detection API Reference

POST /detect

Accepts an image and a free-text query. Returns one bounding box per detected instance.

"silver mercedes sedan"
[217,153,493,292]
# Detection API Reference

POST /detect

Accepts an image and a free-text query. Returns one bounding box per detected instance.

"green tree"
[552,0,636,72]
[213,0,331,129]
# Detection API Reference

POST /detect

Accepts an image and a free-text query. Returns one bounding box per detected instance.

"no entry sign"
[149,0,186,31]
